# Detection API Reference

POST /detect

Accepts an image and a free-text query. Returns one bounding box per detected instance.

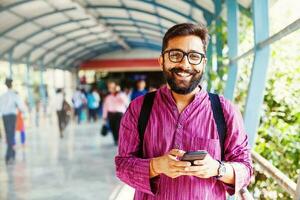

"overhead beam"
[21,25,99,63]
[80,58,160,71]
[70,0,130,50]
[1,18,89,57]
[0,0,29,13]
[0,7,76,37]
[100,16,169,30]
[87,5,186,25]
[231,18,300,63]
[30,32,107,64]
[67,47,121,69]
[46,39,117,67]
[47,42,117,67]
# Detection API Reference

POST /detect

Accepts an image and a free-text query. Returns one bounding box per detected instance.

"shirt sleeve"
[220,97,253,195]
[115,99,158,195]
[102,96,108,119]
[15,94,26,114]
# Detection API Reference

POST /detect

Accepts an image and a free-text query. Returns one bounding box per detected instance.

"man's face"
[107,82,116,93]
[159,35,206,94]
[137,80,146,90]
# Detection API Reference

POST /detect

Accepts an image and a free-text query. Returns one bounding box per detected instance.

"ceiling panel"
[96,8,129,18]
[7,23,41,39]
[28,31,56,45]
[45,37,66,49]
[11,1,54,19]
[35,13,67,27]
[13,43,33,59]
[30,49,48,62]
[87,0,122,7]
[0,11,23,33]
[0,37,15,53]
[192,8,206,24]
[124,1,155,13]
[130,11,159,24]
[52,23,80,33]
[157,7,190,24]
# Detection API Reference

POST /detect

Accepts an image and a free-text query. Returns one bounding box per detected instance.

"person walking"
[0,78,25,164]
[103,81,129,145]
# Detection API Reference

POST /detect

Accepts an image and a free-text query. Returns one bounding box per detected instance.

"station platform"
[0,118,134,200]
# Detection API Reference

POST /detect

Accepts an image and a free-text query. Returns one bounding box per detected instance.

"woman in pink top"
[103,81,129,145]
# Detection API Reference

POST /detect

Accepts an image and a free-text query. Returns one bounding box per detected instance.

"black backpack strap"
[208,93,227,161]
[137,91,157,157]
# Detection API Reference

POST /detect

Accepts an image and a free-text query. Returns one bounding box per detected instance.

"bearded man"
[115,23,252,200]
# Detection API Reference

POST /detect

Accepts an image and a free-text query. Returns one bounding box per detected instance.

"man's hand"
[182,153,219,178]
[151,149,191,178]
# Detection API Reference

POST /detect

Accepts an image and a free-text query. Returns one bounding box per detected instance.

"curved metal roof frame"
[23,25,99,61]
[2,18,90,56]
[60,43,122,67]
[46,31,161,67]
[26,17,169,64]
[0,0,250,69]
[52,41,120,64]
[58,38,162,68]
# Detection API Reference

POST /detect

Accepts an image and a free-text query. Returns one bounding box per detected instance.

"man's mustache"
[169,67,200,75]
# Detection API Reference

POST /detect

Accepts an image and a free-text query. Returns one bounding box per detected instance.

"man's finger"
[183,166,202,172]
[173,160,191,167]
[169,149,185,157]
[193,159,206,166]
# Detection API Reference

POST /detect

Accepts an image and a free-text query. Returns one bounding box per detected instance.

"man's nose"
[179,55,191,69]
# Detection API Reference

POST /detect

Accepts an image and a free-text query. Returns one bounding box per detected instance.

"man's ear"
[158,55,164,69]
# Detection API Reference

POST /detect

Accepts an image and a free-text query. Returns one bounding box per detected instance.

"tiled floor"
[0,119,133,200]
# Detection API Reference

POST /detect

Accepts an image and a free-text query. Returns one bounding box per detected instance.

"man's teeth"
[176,72,191,77]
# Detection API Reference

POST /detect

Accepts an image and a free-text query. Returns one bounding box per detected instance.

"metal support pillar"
[8,50,13,78]
[244,0,270,147]
[39,60,47,108]
[295,173,300,200]
[26,57,35,110]
[224,0,239,100]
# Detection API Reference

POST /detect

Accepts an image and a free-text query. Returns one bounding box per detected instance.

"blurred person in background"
[103,81,129,145]
[72,87,86,124]
[0,78,25,164]
[15,108,26,148]
[53,89,71,138]
[87,87,100,122]
[130,79,148,101]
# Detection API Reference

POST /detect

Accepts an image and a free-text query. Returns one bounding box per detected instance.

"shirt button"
[177,124,182,129]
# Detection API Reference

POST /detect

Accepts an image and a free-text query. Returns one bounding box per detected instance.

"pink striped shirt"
[115,85,252,200]
[102,92,129,119]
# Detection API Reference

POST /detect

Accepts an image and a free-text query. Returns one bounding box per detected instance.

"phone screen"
[181,150,208,165]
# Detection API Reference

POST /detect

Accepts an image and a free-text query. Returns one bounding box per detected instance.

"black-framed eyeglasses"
[162,49,205,65]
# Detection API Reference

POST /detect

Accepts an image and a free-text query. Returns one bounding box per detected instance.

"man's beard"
[163,63,203,94]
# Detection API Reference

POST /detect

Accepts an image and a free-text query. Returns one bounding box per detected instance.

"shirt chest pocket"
[183,137,221,160]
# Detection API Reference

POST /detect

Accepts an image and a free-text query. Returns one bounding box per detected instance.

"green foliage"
[218,6,300,200]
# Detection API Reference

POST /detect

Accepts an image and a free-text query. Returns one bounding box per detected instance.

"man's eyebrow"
[188,50,204,54]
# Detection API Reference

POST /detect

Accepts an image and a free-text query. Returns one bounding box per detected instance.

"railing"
[251,151,300,199]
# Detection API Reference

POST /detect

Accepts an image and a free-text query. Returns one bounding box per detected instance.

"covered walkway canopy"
[0,0,300,199]
[0,0,252,70]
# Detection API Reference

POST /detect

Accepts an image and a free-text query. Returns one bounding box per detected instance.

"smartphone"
[181,150,208,165]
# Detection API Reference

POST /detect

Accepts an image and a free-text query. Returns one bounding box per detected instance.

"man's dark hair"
[5,78,12,88]
[162,23,210,54]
